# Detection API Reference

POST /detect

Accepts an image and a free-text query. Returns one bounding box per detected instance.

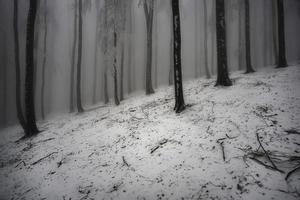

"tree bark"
[276,0,287,68]
[14,0,27,129]
[25,0,39,136]
[244,0,255,73]
[120,40,125,101]
[171,0,185,113]
[215,0,232,86]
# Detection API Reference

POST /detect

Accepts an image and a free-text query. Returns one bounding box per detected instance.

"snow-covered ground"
[1,65,300,200]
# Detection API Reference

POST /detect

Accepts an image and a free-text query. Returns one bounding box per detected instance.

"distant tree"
[13,0,26,129]
[70,0,78,112]
[215,0,232,86]
[276,0,287,68]
[25,0,39,136]
[141,0,155,95]
[244,0,255,73]
[203,0,211,79]
[168,0,174,86]
[127,1,134,94]
[194,0,199,78]
[272,1,278,65]
[171,0,185,113]
[41,0,48,119]
[76,0,84,113]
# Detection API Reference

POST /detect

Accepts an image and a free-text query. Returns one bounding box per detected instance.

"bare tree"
[203,0,211,79]
[25,0,39,136]
[215,0,232,86]
[244,0,255,74]
[171,0,185,113]
[276,0,288,68]
[14,0,26,129]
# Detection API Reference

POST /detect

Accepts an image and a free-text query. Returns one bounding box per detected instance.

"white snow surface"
[1,65,300,200]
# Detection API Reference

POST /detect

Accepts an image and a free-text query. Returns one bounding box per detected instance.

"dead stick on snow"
[151,139,168,154]
[31,152,58,165]
[285,165,300,181]
[122,156,129,167]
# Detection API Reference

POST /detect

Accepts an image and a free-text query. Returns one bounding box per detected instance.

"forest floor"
[1,65,300,200]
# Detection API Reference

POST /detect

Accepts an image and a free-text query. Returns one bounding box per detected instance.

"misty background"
[0,0,299,128]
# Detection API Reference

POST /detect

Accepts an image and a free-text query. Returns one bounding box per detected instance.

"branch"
[31,152,58,165]
[285,165,300,181]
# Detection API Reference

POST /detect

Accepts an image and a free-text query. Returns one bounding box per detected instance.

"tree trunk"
[41,0,48,119]
[127,2,133,94]
[244,0,255,74]
[169,0,174,86]
[203,0,211,79]
[14,0,27,129]
[25,0,39,136]
[120,40,125,101]
[276,0,287,68]
[215,0,232,86]
[171,0,185,113]
[113,31,120,106]
[70,0,78,112]
[144,2,155,95]
[92,15,99,104]
[238,0,244,71]
[194,0,199,78]
[272,1,278,65]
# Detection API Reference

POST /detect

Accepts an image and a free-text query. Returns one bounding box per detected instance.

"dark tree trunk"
[41,0,48,119]
[25,0,39,136]
[113,31,120,106]
[144,2,155,95]
[14,0,27,130]
[203,0,211,79]
[276,0,287,68]
[169,0,174,86]
[215,0,232,86]
[272,1,278,65]
[70,0,78,112]
[76,0,84,112]
[171,0,185,113]
[244,0,255,74]
[127,2,133,94]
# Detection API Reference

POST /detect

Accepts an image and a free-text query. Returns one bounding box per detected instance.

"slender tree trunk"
[103,0,109,104]
[169,0,174,86]
[92,18,99,104]
[113,30,120,106]
[244,0,255,74]
[25,0,39,136]
[215,0,232,86]
[14,0,27,129]
[203,0,211,79]
[154,0,158,88]
[120,40,125,101]
[272,1,278,65]
[276,0,287,68]
[194,0,199,78]
[238,0,244,71]
[41,0,48,119]
[127,2,133,94]
[70,0,78,112]
[144,2,155,95]
[2,36,7,127]
[76,0,84,112]
[171,0,185,113]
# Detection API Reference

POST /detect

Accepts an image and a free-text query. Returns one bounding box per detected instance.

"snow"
[1,65,300,200]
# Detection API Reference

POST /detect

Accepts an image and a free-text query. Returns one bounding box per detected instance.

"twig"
[15,161,26,168]
[285,129,300,135]
[285,165,300,181]
[122,156,129,167]
[31,152,58,165]
[226,134,238,139]
[150,139,168,154]
[219,141,226,161]
[249,157,284,173]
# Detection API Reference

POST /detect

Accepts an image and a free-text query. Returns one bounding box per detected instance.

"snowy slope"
[0,65,300,200]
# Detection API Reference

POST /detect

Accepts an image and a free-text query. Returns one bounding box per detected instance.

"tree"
[276,0,288,68]
[215,0,232,86]
[41,0,48,119]
[14,0,26,130]
[244,0,255,73]
[171,0,185,113]
[203,0,211,79]
[141,0,155,95]
[76,0,84,113]
[25,0,39,136]
[70,0,78,112]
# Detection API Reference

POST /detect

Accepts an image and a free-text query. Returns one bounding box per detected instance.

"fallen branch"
[249,157,284,173]
[285,165,300,181]
[150,139,168,154]
[256,131,281,171]
[285,129,300,135]
[15,161,26,168]
[219,141,226,161]
[31,152,58,166]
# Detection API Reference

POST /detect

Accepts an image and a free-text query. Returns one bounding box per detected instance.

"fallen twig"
[285,165,300,181]
[31,152,58,165]
[122,156,130,167]
[219,141,226,161]
[285,129,300,135]
[150,139,168,154]
[249,157,284,173]
[15,161,26,168]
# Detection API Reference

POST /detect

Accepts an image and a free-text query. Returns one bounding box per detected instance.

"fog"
[0,0,299,127]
